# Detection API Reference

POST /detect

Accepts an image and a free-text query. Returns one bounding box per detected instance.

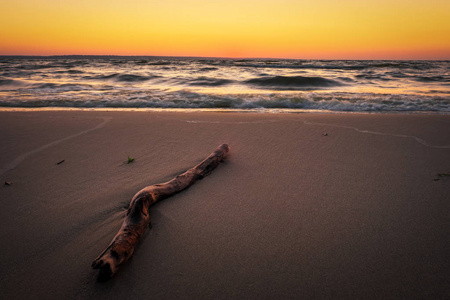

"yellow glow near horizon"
[1,0,449,59]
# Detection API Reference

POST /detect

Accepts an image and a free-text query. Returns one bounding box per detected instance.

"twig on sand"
[434,172,450,181]
[92,144,229,281]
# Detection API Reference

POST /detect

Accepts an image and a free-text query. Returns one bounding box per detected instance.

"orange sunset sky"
[1,0,449,59]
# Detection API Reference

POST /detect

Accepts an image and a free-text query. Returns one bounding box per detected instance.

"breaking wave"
[245,75,345,90]
[1,90,448,112]
[188,76,234,87]
[83,73,159,82]
[27,83,93,92]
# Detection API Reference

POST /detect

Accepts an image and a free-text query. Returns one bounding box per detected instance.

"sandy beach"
[0,110,449,299]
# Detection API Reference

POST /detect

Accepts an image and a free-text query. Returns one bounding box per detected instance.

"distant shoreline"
[0,55,448,62]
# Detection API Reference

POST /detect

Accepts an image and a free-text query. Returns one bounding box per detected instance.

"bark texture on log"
[92,144,229,281]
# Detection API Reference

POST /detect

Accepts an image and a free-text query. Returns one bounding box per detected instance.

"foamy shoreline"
[1,110,449,299]
[1,106,450,115]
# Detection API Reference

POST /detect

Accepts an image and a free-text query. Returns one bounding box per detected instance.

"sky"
[1,0,449,59]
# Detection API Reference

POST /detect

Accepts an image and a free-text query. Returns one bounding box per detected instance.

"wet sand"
[0,110,449,299]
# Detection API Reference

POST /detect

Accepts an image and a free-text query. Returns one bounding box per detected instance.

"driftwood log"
[92,144,229,281]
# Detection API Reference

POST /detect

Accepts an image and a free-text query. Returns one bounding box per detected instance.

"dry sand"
[0,110,449,299]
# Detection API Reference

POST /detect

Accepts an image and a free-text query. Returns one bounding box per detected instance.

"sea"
[0,56,448,113]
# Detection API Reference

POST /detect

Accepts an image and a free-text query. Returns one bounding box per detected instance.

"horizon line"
[0,54,448,61]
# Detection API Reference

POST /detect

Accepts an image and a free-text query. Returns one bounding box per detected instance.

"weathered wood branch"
[92,144,229,281]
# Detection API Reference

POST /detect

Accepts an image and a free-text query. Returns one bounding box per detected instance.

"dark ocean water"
[0,56,448,112]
